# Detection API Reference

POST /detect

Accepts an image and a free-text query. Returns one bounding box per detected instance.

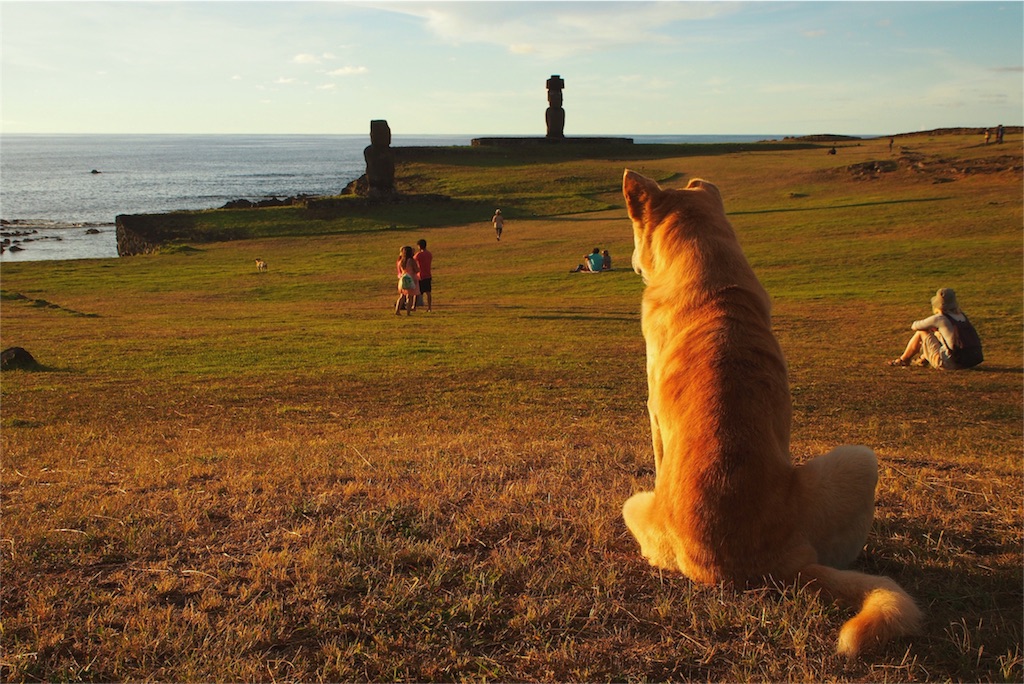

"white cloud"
[275,77,296,84]
[802,29,826,38]
[293,52,338,65]
[317,83,337,90]
[381,2,740,58]
[327,66,368,77]
[758,82,817,95]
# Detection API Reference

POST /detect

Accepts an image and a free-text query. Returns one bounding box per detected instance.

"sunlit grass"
[1,132,1021,682]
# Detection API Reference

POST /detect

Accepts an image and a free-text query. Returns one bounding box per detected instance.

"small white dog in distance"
[255,258,268,272]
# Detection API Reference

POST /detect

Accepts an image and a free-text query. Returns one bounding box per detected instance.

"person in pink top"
[395,245,419,316]
[413,239,433,312]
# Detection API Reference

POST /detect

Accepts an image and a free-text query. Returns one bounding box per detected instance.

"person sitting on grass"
[888,287,983,370]
[571,247,605,273]
[601,249,612,270]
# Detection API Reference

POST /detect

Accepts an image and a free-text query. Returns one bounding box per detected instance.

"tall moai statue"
[545,74,565,140]
[364,119,396,197]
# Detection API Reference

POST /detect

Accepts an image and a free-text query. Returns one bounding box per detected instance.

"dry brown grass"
[1,133,1021,681]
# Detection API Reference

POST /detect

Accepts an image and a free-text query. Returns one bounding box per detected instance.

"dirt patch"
[844,152,1022,182]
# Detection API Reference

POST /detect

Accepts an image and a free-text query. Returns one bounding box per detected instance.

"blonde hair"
[931,288,961,314]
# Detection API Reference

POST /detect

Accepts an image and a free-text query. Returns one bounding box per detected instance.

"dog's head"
[622,170,727,283]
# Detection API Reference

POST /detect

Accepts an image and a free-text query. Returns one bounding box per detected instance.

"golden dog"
[620,170,920,658]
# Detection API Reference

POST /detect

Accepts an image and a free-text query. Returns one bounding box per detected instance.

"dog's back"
[626,173,799,581]
[621,170,920,656]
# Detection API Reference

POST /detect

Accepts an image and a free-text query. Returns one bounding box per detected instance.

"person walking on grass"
[492,209,504,241]
[395,245,419,316]
[888,287,983,370]
[413,238,433,312]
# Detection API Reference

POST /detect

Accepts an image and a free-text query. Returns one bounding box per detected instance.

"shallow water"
[1,222,118,262]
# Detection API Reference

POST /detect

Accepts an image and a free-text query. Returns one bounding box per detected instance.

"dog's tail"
[799,563,922,658]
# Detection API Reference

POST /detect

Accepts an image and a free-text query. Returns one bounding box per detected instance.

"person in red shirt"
[413,239,433,312]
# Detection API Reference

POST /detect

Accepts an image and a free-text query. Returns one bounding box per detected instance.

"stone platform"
[471,136,633,147]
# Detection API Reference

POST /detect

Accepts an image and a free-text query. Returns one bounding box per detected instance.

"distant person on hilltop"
[888,288,983,370]
[413,239,433,312]
[602,250,612,270]
[492,209,504,241]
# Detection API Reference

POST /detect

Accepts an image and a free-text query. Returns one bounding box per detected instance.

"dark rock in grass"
[221,195,311,209]
[222,199,256,209]
[847,160,899,179]
[2,347,40,371]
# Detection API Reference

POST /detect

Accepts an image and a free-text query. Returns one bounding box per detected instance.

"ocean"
[0,133,791,262]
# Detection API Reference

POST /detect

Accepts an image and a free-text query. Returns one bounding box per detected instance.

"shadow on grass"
[0,363,62,373]
[868,516,1024,673]
[964,365,1022,375]
[524,313,638,323]
[729,196,955,216]
[541,213,628,222]
[395,142,820,168]
[1,292,100,318]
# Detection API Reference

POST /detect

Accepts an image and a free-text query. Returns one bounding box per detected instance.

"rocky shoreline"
[0,219,108,255]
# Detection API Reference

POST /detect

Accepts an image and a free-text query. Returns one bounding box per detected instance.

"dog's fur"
[255,258,268,272]
[620,170,921,658]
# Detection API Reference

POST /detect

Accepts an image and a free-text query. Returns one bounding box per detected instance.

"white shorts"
[920,331,956,370]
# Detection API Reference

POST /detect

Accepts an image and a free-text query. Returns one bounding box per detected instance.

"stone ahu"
[472,75,633,147]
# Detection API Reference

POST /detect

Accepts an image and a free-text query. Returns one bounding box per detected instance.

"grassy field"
[1,132,1021,682]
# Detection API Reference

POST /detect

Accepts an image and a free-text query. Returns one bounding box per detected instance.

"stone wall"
[471,137,633,147]
[116,213,247,256]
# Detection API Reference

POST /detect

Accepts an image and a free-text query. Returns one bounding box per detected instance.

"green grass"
[1,133,1021,682]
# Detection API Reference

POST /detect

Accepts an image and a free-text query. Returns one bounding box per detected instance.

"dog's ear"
[685,178,724,207]
[623,169,662,223]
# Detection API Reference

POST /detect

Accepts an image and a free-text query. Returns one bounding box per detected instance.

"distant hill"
[787,127,1022,142]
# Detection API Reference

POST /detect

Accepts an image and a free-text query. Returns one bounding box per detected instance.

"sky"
[1,1,1021,136]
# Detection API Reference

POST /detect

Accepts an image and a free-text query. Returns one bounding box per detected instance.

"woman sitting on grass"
[889,287,983,369]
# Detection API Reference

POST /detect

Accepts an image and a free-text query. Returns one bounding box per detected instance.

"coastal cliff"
[116,213,246,256]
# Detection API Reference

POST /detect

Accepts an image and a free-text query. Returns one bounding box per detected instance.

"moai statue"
[545,75,565,140]
[363,119,396,196]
